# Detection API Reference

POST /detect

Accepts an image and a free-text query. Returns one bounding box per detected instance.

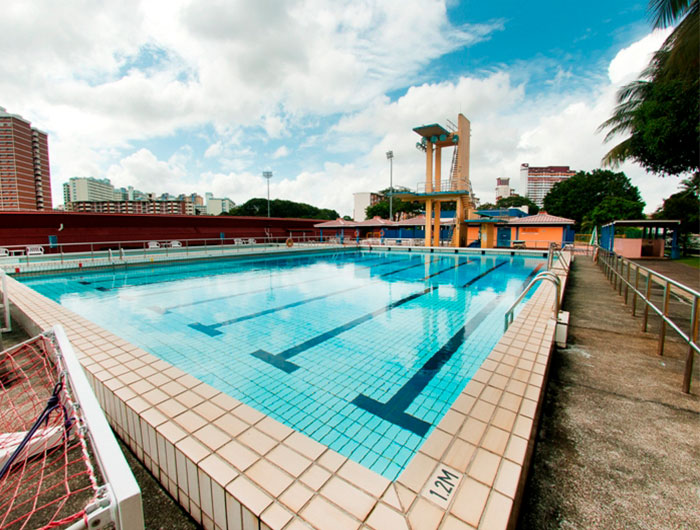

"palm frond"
[649,0,694,29]
[657,2,700,80]
[601,138,633,168]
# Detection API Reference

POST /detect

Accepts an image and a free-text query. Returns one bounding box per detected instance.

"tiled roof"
[314,218,358,228]
[508,213,574,225]
[355,216,394,227]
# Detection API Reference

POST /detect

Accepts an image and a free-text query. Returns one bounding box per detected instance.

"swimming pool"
[19,249,545,480]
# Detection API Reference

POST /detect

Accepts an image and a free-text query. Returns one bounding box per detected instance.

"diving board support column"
[433,148,441,247]
[454,198,464,247]
[425,141,434,247]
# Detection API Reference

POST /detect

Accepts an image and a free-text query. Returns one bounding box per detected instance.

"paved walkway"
[518,256,700,529]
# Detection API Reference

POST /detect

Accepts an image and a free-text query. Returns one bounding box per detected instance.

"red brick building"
[0,106,52,211]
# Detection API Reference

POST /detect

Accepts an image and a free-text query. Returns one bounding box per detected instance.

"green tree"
[653,175,699,255]
[364,187,422,221]
[542,169,644,230]
[228,198,339,220]
[496,195,540,214]
[600,1,699,175]
[582,196,644,232]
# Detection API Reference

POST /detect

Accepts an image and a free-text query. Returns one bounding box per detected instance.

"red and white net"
[0,334,100,529]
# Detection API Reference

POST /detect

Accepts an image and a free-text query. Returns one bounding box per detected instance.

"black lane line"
[180,255,432,323]
[351,262,544,436]
[423,258,473,280]
[80,251,374,295]
[193,255,445,337]
[461,260,508,288]
[150,254,408,314]
[190,282,378,336]
[251,286,437,373]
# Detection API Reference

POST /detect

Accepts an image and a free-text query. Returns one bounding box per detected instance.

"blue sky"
[1,0,681,215]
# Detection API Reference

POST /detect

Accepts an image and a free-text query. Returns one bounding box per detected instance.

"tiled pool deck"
[5,247,570,529]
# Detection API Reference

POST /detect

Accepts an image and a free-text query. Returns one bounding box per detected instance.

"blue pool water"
[20,249,544,479]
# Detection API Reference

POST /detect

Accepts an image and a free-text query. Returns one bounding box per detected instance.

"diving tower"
[394,113,477,247]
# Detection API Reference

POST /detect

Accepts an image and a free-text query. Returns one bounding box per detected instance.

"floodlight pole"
[386,151,394,221]
[262,171,273,217]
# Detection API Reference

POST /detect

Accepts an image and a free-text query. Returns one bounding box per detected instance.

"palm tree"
[599,0,698,171]
[649,0,698,78]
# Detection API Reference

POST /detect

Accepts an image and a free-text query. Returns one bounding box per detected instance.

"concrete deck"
[518,256,700,528]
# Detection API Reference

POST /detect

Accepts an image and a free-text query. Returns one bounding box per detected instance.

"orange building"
[505,213,575,249]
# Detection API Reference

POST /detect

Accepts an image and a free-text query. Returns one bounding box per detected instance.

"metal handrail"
[547,243,570,272]
[504,271,561,331]
[416,178,469,193]
[595,246,699,393]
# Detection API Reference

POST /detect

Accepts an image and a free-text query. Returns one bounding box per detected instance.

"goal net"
[0,325,143,529]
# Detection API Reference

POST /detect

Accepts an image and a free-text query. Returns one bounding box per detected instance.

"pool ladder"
[546,242,570,273]
[504,271,562,331]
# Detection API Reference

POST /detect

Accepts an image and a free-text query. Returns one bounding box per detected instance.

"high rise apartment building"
[352,192,383,221]
[63,176,118,203]
[0,106,52,211]
[66,199,193,215]
[519,164,576,207]
[495,177,514,201]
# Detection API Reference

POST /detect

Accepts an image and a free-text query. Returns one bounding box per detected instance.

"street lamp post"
[262,171,273,217]
[386,151,393,221]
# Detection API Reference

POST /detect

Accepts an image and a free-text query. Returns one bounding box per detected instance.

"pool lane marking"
[460,260,508,288]
[149,254,410,313]
[351,262,544,436]
[78,251,377,294]
[175,255,436,321]
[189,283,374,336]
[188,257,445,336]
[423,257,473,280]
[251,286,437,373]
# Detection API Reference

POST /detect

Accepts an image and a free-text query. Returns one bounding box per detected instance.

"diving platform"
[403,113,477,248]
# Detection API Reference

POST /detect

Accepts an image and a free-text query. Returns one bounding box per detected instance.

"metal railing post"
[683,297,698,393]
[624,261,630,304]
[632,264,639,316]
[657,280,671,356]
[642,270,651,332]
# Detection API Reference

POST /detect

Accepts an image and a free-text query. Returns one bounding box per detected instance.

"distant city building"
[520,164,576,207]
[63,177,116,204]
[495,177,515,202]
[206,197,234,215]
[0,106,52,211]
[66,199,191,215]
[353,192,383,221]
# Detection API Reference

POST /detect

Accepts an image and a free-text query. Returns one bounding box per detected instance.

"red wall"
[0,212,320,251]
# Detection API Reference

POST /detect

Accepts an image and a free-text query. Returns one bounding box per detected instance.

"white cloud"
[1,1,678,218]
[608,28,671,85]
[105,148,190,193]
[272,146,290,159]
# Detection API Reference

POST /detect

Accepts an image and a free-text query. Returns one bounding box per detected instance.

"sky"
[1,0,686,216]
